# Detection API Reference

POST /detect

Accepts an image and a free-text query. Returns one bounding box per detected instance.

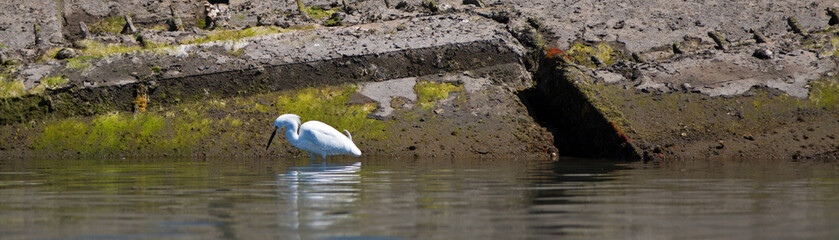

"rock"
[786,17,808,35]
[681,83,693,92]
[33,24,44,46]
[121,15,137,35]
[829,8,839,26]
[509,25,539,48]
[3,59,22,66]
[753,48,773,59]
[168,6,185,31]
[341,0,353,13]
[463,0,484,8]
[490,11,510,23]
[395,1,412,11]
[326,12,346,26]
[672,43,684,54]
[707,31,729,50]
[591,55,603,66]
[203,2,230,29]
[595,70,625,83]
[527,17,543,30]
[55,48,77,60]
[752,30,769,43]
[421,0,439,13]
[631,52,644,62]
[79,22,91,39]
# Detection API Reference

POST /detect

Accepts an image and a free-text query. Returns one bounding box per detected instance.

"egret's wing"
[299,121,354,155]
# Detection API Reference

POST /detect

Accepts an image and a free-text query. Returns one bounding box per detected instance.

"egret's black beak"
[266,126,278,150]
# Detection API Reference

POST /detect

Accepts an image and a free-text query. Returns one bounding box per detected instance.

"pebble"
[55,48,77,60]
[753,48,773,59]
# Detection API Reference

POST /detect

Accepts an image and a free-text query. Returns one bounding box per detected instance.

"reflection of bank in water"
[276,162,362,238]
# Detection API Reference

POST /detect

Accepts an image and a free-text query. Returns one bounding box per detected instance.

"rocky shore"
[1,0,838,160]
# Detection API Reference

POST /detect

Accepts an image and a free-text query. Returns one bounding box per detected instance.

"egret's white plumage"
[267,114,362,162]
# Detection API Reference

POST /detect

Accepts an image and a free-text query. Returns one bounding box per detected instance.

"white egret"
[266,114,362,162]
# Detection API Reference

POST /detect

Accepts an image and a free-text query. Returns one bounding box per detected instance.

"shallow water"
[1,157,838,239]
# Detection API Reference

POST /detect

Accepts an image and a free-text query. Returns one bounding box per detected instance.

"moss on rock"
[414,80,463,110]
[20,84,385,157]
[567,43,616,67]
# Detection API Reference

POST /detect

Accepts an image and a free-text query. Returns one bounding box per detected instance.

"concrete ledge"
[1,14,523,124]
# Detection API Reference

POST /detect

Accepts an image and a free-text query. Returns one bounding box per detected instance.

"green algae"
[810,76,839,110]
[0,77,25,99]
[414,80,463,110]
[181,26,285,45]
[40,40,152,67]
[324,15,342,27]
[36,48,62,63]
[28,84,387,157]
[572,72,628,127]
[27,75,68,95]
[36,113,166,154]
[89,16,126,34]
[74,40,144,56]
[35,110,210,156]
[66,56,97,70]
[271,86,385,139]
[829,37,839,58]
[297,0,337,20]
[567,43,615,67]
[196,19,207,29]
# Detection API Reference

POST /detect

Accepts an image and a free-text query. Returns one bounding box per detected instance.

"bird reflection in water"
[276,161,363,239]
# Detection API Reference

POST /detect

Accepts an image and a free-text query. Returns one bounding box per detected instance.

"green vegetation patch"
[75,40,144,56]
[297,0,338,20]
[66,55,97,70]
[88,16,126,34]
[271,86,386,139]
[567,43,615,67]
[181,26,284,45]
[569,68,629,127]
[28,75,68,95]
[36,48,62,63]
[196,19,207,29]
[324,15,342,27]
[810,76,839,110]
[0,76,25,99]
[41,40,171,70]
[414,80,463,110]
[829,37,839,58]
[28,84,386,157]
[35,110,210,156]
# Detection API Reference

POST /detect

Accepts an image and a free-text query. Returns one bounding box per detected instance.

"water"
[1,157,839,240]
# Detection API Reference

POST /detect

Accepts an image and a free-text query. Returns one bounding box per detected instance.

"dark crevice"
[518,56,641,160]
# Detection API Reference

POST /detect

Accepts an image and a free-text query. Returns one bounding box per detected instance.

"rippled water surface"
[2,157,839,239]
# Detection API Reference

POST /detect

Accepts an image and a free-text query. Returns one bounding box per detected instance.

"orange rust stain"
[545,47,571,60]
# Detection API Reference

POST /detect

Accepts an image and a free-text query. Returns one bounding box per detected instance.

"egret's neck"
[284,122,300,145]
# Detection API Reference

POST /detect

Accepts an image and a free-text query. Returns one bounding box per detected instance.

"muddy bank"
[0,66,555,160]
[527,28,839,160]
[2,0,839,160]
